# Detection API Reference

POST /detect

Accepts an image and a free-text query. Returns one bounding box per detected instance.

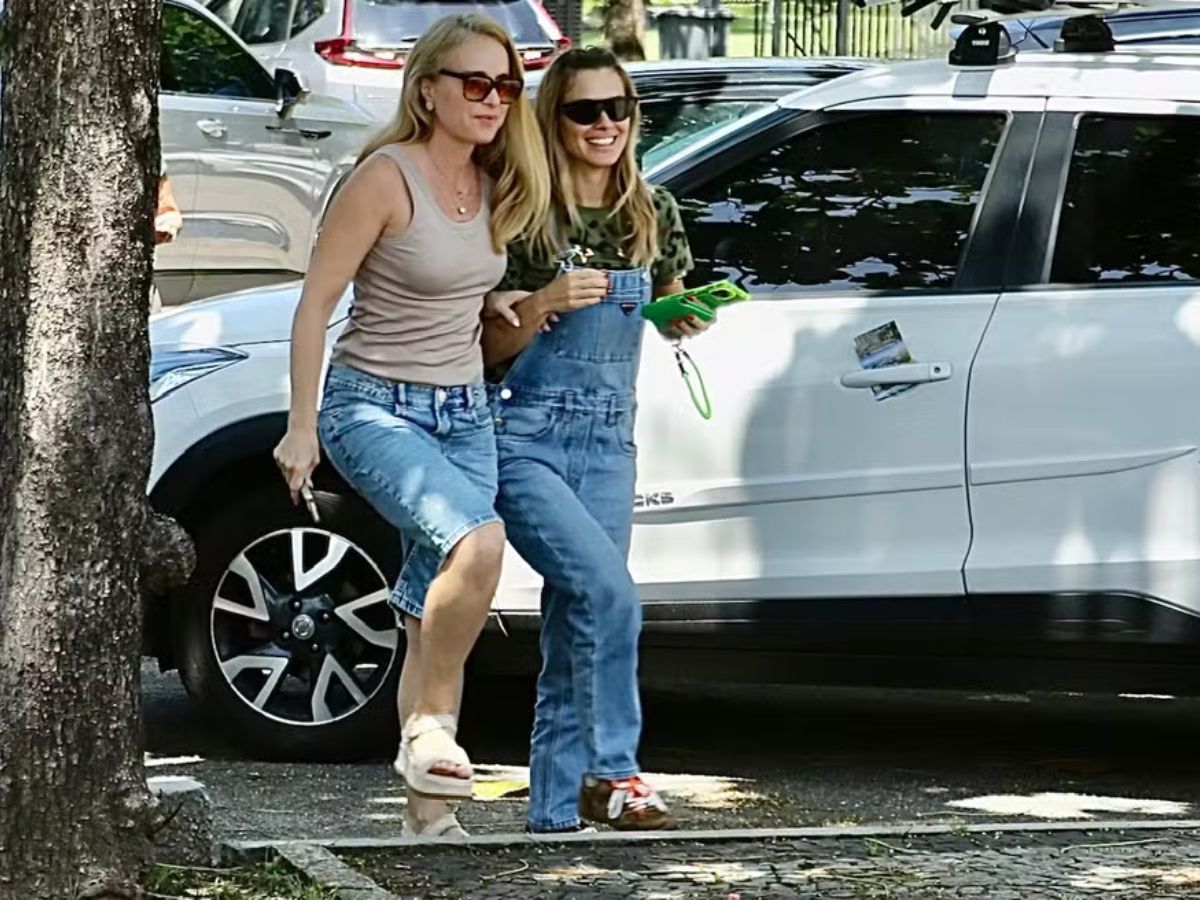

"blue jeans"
[492,267,651,832]
[496,392,642,830]
[318,363,500,618]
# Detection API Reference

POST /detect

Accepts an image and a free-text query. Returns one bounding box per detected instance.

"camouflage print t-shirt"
[497,185,694,292]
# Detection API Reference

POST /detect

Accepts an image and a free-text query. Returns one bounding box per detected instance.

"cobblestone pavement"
[343,830,1200,899]
[143,664,1200,843]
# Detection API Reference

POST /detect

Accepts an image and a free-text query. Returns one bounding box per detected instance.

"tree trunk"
[603,0,647,61]
[0,1,171,897]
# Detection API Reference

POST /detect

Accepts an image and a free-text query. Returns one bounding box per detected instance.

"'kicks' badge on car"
[634,491,675,509]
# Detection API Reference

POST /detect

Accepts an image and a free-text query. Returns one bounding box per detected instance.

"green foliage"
[143,860,334,900]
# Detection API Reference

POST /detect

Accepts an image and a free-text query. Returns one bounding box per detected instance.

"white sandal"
[394,713,457,777]
[402,713,474,799]
[402,812,468,840]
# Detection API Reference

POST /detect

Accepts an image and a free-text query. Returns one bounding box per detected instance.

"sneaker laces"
[605,776,667,820]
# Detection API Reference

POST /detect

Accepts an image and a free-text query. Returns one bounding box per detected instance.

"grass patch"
[143,860,334,900]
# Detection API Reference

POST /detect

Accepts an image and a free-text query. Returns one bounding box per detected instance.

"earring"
[425,99,434,112]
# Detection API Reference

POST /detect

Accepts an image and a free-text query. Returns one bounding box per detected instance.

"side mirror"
[274,68,310,118]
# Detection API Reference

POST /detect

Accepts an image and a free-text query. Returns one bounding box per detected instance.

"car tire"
[175,482,403,761]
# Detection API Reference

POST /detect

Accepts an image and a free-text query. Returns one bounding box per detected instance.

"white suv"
[146,34,1200,759]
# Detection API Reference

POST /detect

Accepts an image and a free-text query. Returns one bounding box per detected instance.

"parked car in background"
[527,56,869,168]
[0,0,375,306]
[206,0,568,122]
[146,37,1200,759]
[159,0,375,304]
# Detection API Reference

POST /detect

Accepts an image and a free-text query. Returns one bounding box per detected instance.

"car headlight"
[149,346,248,403]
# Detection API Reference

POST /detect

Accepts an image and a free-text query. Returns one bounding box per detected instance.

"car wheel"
[176,483,403,761]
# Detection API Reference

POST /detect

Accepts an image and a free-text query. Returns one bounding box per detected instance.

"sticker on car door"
[853,321,915,401]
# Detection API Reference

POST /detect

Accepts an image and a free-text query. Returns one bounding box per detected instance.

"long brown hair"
[530,46,657,267]
[357,14,549,253]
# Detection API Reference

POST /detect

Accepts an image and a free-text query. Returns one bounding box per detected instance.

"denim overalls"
[492,264,652,832]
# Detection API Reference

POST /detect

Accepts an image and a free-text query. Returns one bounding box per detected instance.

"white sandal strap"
[405,714,471,772]
[401,713,457,746]
[406,713,460,742]
[403,813,468,839]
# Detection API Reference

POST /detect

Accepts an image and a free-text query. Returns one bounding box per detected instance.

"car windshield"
[352,0,550,47]
[639,99,772,167]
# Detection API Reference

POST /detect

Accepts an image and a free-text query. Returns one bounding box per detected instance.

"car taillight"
[314,37,404,69]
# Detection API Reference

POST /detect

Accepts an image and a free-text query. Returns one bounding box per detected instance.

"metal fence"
[727,0,957,58]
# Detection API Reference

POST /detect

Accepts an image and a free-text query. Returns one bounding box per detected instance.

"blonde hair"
[531,46,657,268]
[357,14,549,253]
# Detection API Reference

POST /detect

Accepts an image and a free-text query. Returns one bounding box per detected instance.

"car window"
[206,0,244,28]
[677,112,1006,294]
[162,3,276,99]
[639,99,771,166]
[1124,33,1200,45]
[351,0,549,46]
[1052,114,1200,285]
[293,0,326,34]
[1110,15,1200,40]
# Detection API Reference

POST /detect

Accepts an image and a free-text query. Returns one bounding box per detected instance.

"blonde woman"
[273,14,547,838]
[483,46,705,833]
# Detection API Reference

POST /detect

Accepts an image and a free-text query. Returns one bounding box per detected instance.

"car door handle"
[196,118,227,139]
[265,123,333,140]
[840,362,953,389]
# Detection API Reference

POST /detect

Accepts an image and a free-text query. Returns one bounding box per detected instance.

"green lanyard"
[673,340,712,420]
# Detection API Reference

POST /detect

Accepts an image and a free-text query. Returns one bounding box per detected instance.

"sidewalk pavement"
[329,825,1200,898]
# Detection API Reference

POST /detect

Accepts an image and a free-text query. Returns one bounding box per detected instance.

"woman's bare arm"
[480,269,609,368]
[274,156,409,499]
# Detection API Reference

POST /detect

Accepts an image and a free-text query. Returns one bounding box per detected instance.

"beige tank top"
[331,144,506,387]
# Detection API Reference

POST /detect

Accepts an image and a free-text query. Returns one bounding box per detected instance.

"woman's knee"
[445,521,506,588]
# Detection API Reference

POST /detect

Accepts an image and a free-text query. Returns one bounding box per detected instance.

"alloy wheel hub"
[209,526,398,727]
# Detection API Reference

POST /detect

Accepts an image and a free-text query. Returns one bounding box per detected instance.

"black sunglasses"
[560,95,638,126]
[439,69,523,105]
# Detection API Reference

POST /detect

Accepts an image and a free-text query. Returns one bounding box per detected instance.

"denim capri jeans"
[317,363,500,618]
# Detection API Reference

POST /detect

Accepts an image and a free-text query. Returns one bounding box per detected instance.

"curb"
[274,843,400,900]
[224,817,1200,859]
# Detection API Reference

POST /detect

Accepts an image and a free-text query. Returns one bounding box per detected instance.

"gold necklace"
[428,155,474,217]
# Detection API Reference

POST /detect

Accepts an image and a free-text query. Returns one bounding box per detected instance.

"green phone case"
[641,280,750,329]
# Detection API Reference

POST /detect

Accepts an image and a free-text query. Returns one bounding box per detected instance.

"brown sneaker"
[579,775,673,831]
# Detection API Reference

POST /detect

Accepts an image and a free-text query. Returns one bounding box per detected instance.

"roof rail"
[853,0,1196,64]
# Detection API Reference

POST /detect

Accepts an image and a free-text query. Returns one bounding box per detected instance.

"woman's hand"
[484,290,531,327]
[154,209,183,245]
[538,268,608,315]
[273,426,321,504]
[485,289,560,333]
[661,313,712,341]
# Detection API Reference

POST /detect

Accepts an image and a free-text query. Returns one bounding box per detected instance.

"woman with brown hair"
[483,46,706,834]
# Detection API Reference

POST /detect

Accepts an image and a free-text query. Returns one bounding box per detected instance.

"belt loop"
[394,381,406,408]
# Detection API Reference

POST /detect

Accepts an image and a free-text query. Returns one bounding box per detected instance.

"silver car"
[156,0,376,303]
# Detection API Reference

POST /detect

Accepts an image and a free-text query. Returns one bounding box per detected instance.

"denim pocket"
[449,402,493,434]
[615,410,638,458]
[495,405,558,442]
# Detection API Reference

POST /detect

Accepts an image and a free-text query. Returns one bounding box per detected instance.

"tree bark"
[0,1,174,897]
[603,0,647,61]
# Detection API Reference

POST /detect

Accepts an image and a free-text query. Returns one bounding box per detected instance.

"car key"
[300,482,320,524]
